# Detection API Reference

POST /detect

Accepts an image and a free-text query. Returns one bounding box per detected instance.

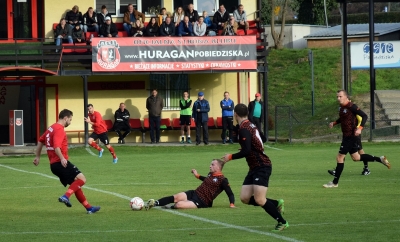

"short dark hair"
[101,5,107,9]
[161,7,166,11]
[337,89,348,97]
[214,159,225,170]
[234,103,248,118]
[152,89,158,92]
[87,104,93,108]
[238,4,243,8]
[59,109,73,119]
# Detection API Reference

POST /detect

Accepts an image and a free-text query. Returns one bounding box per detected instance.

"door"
[0,0,42,41]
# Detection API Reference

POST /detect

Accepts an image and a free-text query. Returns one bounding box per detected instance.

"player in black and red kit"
[145,159,235,209]
[222,103,288,232]
[323,90,390,188]
[33,109,100,214]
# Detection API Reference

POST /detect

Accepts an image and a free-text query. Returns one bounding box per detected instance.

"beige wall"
[45,72,260,143]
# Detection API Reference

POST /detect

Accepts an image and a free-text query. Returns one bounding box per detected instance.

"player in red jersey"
[222,103,288,231]
[33,109,100,214]
[145,159,235,210]
[85,104,118,163]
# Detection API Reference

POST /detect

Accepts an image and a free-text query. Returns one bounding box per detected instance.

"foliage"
[297,0,337,25]
[328,11,400,26]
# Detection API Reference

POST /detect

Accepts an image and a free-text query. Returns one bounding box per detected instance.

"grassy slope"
[267,47,400,138]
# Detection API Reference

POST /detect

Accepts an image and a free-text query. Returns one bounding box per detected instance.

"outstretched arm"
[223,128,252,162]
[221,178,235,208]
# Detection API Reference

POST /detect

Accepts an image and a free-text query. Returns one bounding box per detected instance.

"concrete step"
[386,113,400,119]
[383,108,400,114]
[381,102,400,109]
[376,97,400,103]
[375,90,400,98]
[390,121,400,126]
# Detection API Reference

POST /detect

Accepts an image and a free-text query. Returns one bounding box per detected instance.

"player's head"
[210,159,225,173]
[336,90,349,106]
[87,104,94,113]
[183,91,189,99]
[224,91,229,99]
[152,89,158,97]
[119,102,125,110]
[58,109,73,127]
[234,103,248,121]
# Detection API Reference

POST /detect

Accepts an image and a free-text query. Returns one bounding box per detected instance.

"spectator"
[192,92,210,145]
[123,3,146,36]
[65,5,83,30]
[202,11,216,36]
[146,89,164,144]
[213,4,230,31]
[145,17,159,37]
[220,91,235,144]
[83,7,99,34]
[130,19,144,37]
[173,7,185,28]
[158,8,171,26]
[178,16,193,37]
[222,16,238,36]
[97,5,113,28]
[72,25,85,43]
[233,4,249,35]
[185,3,199,25]
[113,102,131,144]
[99,16,118,37]
[193,16,206,36]
[248,93,264,134]
[159,17,175,36]
[54,18,72,53]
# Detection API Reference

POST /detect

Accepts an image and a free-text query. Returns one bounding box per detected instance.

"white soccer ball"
[130,197,144,211]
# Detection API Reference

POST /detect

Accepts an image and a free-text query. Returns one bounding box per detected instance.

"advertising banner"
[92,36,257,72]
[350,41,400,69]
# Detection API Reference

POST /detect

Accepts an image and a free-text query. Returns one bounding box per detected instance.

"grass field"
[0,143,399,242]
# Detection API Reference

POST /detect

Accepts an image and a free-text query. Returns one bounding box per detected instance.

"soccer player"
[324,90,390,188]
[33,109,100,214]
[145,159,235,209]
[220,91,234,144]
[328,115,371,176]
[85,104,118,163]
[222,103,288,231]
[179,91,192,144]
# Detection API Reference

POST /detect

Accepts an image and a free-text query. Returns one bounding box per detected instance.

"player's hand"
[230,203,236,208]
[191,169,198,176]
[222,154,231,163]
[84,117,91,123]
[61,158,68,168]
[355,128,362,136]
[329,122,334,128]
[33,157,40,166]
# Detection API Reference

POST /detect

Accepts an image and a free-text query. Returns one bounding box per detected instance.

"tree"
[270,0,289,49]
[297,0,336,25]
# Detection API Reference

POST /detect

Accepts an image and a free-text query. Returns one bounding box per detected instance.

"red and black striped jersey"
[195,172,234,207]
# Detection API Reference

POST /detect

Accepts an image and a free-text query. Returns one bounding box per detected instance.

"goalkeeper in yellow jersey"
[328,114,370,176]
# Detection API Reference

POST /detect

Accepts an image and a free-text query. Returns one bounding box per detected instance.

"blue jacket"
[203,16,212,27]
[220,99,234,117]
[192,99,210,122]
[178,21,193,36]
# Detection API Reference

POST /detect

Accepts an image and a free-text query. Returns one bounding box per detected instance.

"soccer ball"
[130,197,144,211]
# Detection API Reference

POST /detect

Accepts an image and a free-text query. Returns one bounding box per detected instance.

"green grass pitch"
[0,143,399,242]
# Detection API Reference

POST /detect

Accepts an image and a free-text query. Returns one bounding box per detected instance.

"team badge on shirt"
[213,178,218,182]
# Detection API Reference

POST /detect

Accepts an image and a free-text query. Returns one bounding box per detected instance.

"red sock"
[65,179,85,198]
[90,141,102,151]
[108,146,117,159]
[75,189,91,209]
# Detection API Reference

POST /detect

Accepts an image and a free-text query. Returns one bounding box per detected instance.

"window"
[149,74,189,110]
[172,0,239,16]
[95,0,161,16]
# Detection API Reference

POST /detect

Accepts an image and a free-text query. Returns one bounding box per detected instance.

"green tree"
[297,0,337,25]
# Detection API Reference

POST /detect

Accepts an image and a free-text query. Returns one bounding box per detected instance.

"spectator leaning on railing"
[193,16,206,36]
[65,5,83,30]
[233,4,249,35]
[130,19,144,37]
[178,16,194,37]
[213,4,230,31]
[145,17,159,37]
[83,7,99,34]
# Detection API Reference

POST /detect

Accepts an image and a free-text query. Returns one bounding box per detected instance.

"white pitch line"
[0,164,303,242]
[85,147,98,156]
[266,145,283,151]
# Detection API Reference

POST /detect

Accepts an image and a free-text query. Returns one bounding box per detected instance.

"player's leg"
[324,153,345,188]
[174,200,198,209]
[351,150,390,169]
[146,191,188,210]
[56,162,86,207]
[180,117,185,143]
[101,133,117,163]
[186,117,191,143]
[88,133,103,157]
[71,173,100,214]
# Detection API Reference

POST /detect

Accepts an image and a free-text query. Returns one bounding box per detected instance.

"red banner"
[91,36,257,72]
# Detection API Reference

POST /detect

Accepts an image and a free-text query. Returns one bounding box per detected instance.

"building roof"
[304,23,400,39]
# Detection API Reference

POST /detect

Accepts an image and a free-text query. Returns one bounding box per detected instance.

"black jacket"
[185,10,199,23]
[97,11,113,25]
[248,100,264,122]
[99,23,118,37]
[72,27,84,40]
[145,23,159,36]
[83,11,98,26]
[130,26,144,37]
[66,10,83,25]
[213,10,230,25]
[54,24,72,38]
[114,108,131,129]
[159,22,175,36]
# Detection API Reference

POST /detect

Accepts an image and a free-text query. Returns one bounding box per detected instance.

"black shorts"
[243,166,272,187]
[90,132,110,145]
[180,115,191,126]
[356,135,363,150]
[185,190,208,208]
[339,136,359,155]
[50,161,81,187]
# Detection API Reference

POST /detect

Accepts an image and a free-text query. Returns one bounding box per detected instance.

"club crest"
[96,40,121,69]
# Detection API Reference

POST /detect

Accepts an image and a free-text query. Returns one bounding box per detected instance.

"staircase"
[375,90,400,126]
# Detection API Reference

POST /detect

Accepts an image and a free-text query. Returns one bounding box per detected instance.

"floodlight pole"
[309,50,315,116]
[341,2,348,91]
[369,0,376,140]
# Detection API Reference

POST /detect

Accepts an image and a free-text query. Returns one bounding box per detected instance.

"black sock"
[262,200,286,224]
[360,154,381,162]
[332,163,344,184]
[267,198,278,207]
[363,160,368,169]
[248,196,259,206]
[156,196,174,206]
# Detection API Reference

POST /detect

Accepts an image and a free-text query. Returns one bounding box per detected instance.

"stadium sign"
[350,41,400,69]
[92,36,257,72]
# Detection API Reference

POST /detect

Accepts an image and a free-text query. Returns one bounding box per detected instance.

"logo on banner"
[96,40,121,69]
[363,43,394,54]
[16,118,22,126]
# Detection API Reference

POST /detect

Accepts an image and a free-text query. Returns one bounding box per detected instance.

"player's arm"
[88,112,102,128]
[224,129,252,161]
[180,100,185,110]
[191,169,206,181]
[329,118,341,128]
[221,178,235,208]
[115,111,123,122]
[220,100,228,110]
[33,141,44,166]
[352,105,368,128]
[229,101,235,111]
[53,129,68,167]
[186,100,192,109]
